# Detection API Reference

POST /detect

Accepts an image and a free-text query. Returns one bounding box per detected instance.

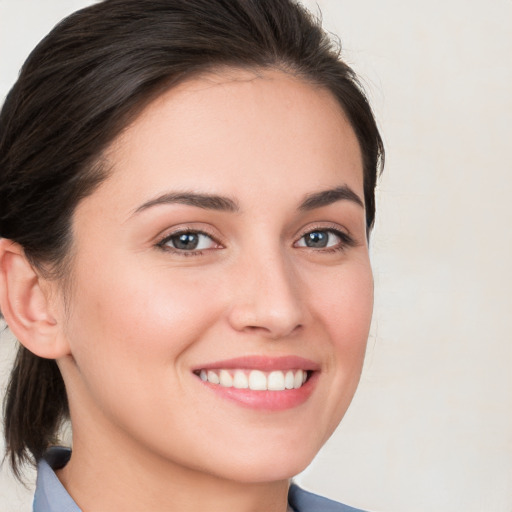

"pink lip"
[193,355,320,411]
[193,355,320,372]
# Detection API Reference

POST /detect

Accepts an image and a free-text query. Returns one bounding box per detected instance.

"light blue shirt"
[34,447,367,512]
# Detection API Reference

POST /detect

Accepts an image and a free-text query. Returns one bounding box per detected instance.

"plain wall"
[1,1,511,511]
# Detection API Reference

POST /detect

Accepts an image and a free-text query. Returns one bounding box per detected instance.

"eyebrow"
[298,185,364,211]
[132,184,363,217]
[133,192,240,215]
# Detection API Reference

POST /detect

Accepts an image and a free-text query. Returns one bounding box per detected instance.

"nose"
[226,250,306,340]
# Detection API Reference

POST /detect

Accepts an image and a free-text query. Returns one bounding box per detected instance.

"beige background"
[1,1,511,511]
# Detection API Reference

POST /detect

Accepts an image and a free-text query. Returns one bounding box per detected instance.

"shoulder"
[288,483,369,512]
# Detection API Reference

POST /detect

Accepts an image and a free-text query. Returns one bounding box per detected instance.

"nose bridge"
[227,240,305,338]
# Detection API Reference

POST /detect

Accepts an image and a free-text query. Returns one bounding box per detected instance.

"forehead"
[95,68,363,212]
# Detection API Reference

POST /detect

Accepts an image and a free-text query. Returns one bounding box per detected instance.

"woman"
[0,0,384,510]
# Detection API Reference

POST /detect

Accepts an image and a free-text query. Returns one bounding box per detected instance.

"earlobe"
[0,238,69,359]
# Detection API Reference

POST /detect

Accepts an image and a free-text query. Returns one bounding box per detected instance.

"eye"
[295,228,354,250]
[158,230,219,252]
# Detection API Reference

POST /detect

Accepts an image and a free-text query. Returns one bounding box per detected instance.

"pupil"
[174,233,199,250]
[306,231,327,248]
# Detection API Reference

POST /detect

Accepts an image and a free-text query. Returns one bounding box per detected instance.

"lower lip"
[197,372,318,411]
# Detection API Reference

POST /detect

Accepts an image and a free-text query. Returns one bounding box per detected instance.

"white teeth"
[207,370,220,385]
[249,370,267,390]
[294,369,304,389]
[199,369,309,391]
[219,369,233,387]
[268,371,285,391]
[233,370,249,389]
[285,370,295,389]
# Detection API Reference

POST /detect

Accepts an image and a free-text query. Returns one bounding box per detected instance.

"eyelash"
[297,225,356,253]
[156,228,220,257]
[156,225,356,256]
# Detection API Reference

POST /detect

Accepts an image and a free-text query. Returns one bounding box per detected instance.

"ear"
[0,238,70,359]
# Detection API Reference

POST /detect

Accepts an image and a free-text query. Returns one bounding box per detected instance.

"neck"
[57,419,290,512]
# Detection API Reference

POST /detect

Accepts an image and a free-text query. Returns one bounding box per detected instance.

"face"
[56,69,373,483]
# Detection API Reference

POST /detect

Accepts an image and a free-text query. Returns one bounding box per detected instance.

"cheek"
[313,258,373,337]
[63,255,225,393]
[290,258,373,446]
[310,258,373,379]
[61,258,231,451]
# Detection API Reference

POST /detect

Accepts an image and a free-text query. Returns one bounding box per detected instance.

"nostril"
[226,289,306,338]
[243,322,303,339]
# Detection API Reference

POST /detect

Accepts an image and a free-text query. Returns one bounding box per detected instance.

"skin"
[1,69,373,511]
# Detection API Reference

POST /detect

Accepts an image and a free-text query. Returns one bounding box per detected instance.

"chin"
[198,438,322,484]
[220,457,313,484]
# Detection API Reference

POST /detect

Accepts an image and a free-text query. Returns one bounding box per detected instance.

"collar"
[34,448,80,512]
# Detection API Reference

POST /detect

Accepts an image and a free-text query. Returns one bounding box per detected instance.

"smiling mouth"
[194,369,310,391]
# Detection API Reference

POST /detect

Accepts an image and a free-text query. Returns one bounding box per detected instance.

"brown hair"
[0,0,384,477]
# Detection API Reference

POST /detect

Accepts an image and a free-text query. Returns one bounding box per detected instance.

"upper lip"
[193,355,320,372]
